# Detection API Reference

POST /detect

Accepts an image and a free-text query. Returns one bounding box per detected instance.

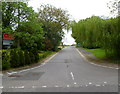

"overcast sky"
[28,0,111,45]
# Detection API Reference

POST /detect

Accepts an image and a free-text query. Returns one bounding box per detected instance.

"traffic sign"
[3,34,14,40]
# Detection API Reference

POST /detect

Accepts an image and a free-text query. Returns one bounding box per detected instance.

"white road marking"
[102,84,105,86]
[12,86,24,89]
[96,84,101,87]
[20,86,24,88]
[9,86,14,88]
[74,82,77,85]
[14,86,18,88]
[7,72,17,75]
[42,86,47,88]
[70,72,75,80]
[32,86,36,88]
[44,53,58,63]
[104,82,107,84]
[55,85,59,87]
[67,85,70,87]
[89,82,92,85]
[76,49,118,70]
[6,53,58,75]
[0,86,3,89]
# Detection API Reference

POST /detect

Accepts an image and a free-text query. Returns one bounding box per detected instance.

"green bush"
[10,49,20,68]
[34,53,39,63]
[2,49,54,70]
[2,51,11,70]
[24,50,31,65]
[18,50,25,66]
[29,51,35,63]
[30,49,39,63]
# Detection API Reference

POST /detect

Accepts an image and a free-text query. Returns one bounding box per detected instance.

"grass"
[83,48,119,64]
[84,48,106,59]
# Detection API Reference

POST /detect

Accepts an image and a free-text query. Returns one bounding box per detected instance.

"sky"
[28,0,111,45]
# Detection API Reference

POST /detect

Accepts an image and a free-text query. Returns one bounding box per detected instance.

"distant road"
[2,46,118,92]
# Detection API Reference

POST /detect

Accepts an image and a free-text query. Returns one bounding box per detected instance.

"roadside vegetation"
[84,48,106,59]
[72,0,120,63]
[72,16,119,62]
[2,49,54,70]
[1,2,70,70]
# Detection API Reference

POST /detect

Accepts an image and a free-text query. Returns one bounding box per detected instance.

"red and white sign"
[3,34,14,40]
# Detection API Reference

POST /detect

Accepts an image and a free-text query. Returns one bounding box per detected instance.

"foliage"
[2,3,63,70]
[38,4,70,51]
[2,2,35,30]
[10,49,20,68]
[13,22,44,50]
[2,2,45,50]
[29,51,35,63]
[72,16,120,59]
[72,16,104,48]
[18,50,25,66]
[2,50,11,70]
[2,49,54,70]
[24,50,31,65]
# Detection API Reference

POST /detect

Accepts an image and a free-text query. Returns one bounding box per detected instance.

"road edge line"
[76,48,119,70]
[7,53,58,75]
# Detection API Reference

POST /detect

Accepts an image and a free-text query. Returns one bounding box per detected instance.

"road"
[2,46,118,92]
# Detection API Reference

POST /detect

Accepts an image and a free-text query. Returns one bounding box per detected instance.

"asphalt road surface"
[2,46,118,92]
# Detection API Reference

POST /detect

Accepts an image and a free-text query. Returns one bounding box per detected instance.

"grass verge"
[84,48,106,59]
[84,48,119,63]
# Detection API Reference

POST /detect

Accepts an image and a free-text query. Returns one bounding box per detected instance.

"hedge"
[2,49,53,70]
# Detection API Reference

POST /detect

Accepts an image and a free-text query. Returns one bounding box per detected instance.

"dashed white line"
[96,84,101,87]
[9,86,14,88]
[89,82,92,85]
[32,86,36,88]
[9,86,25,89]
[14,86,18,88]
[55,85,59,87]
[42,86,47,88]
[104,82,107,84]
[0,86,3,89]
[102,84,105,86]
[20,86,24,88]
[74,82,77,85]
[67,85,70,87]
[70,72,75,80]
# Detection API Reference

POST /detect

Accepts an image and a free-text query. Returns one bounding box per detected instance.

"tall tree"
[2,2,35,32]
[2,2,45,50]
[38,4,70,51]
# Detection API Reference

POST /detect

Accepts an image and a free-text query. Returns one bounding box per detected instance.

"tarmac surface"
[1,46,118,92]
